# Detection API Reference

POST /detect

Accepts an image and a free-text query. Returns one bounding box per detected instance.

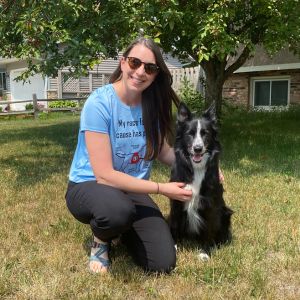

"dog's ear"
[177,102,192,123]
[202,102,217,123]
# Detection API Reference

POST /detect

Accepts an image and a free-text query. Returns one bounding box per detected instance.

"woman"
[65,37,192,274]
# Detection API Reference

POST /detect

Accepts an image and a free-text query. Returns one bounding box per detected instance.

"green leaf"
[154,37,160,43]
[169,20,174,31]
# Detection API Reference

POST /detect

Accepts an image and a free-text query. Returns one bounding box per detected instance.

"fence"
[52,71,112,98]
[0,67,203,118]
[48,67,203,96]
[0,94,86,119]
[170,66,204,93]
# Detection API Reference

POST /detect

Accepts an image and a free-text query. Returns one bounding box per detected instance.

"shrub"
[25,103,34,110]
[178,77,205,114]
[49,100,78,108]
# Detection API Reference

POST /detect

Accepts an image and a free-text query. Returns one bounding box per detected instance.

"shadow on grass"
[155,108,300,180]
[220,109,300,178]
[0,118,79,188]
[1,108,299,192]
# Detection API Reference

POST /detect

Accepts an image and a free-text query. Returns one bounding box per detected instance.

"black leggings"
[65,181,176,273]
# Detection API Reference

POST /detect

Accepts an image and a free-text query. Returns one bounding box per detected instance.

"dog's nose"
[193,145,203,153]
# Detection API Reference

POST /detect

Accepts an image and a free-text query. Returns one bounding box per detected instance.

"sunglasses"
[126,57,159,75]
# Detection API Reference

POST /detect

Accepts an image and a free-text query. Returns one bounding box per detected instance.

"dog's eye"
[188,129,195,136]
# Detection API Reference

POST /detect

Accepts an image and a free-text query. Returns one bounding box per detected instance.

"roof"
[234,46,300,73]
[0,58,20,66]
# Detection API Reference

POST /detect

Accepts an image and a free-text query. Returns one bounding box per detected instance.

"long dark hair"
[110,37,180,160]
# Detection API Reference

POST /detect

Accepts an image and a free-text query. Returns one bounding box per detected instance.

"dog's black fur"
[169,102,233,255]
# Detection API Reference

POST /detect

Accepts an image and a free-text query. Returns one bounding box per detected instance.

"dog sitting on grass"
[169,102,233,260]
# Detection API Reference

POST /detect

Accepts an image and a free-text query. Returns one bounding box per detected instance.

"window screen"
[254,79,288,106]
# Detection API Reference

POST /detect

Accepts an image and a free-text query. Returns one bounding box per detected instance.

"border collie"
[169,102,233,260]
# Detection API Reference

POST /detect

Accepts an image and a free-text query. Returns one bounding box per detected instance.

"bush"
[178,77,205,114]
[25,103,34,110]
[49,100,78,108]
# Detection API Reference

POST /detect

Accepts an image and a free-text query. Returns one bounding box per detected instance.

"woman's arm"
[157,140,175,166]
[85,131,192,201]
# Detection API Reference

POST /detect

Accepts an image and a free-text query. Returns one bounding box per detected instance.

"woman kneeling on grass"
[65,37,192,274]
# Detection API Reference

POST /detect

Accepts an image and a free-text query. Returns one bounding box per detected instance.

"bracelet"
[156,182,160,194]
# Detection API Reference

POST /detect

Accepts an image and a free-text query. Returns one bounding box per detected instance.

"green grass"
[0,110,299,299]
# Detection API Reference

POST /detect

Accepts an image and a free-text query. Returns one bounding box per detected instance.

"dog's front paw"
[198,251,210,261]
[184,184,192,191]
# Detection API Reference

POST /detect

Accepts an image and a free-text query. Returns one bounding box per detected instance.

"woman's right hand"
[158,182,192,202]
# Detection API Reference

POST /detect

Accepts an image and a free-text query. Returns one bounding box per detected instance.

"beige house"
[223,46,300,109]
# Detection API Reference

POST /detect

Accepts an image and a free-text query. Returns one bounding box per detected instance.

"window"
[252,78,289,107]
[0,72,7,90]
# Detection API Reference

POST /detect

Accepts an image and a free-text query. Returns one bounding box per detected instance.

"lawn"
[0,109,299,300]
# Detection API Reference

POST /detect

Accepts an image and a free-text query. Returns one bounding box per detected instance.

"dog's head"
[175,102,219,165]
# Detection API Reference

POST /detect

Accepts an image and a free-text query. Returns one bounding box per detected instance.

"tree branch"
[224,46,252,80]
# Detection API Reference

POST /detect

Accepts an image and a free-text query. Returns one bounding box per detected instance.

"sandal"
[89,241,110,273]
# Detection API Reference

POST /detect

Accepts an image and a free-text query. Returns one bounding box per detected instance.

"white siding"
[79,76,90,93]
[48,77,58,91]
[10,69,46,110]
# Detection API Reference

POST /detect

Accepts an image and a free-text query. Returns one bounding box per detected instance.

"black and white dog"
[169,102,233,260]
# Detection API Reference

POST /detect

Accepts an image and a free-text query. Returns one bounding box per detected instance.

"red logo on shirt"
[131,152,140,164]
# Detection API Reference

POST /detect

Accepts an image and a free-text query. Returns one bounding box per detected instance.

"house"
[0,53,183,111]
[0,58,47,111]
[5,45,298,112]
[223,46,300,109]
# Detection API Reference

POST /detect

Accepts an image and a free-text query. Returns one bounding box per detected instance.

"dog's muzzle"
[191,146,204,163]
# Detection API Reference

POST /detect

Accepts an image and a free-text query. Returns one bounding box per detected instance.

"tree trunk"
[205,75,224,119]
[199,46,253,120]
[201,59,226,120]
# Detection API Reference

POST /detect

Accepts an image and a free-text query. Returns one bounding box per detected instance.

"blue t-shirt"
[69,84,153,183]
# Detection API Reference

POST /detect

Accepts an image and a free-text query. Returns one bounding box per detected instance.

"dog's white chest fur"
[183,156,208,234]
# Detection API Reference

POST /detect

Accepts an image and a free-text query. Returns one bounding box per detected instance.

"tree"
[0,0,133,77]
[126,0,300,116]
[1,0,300,116]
